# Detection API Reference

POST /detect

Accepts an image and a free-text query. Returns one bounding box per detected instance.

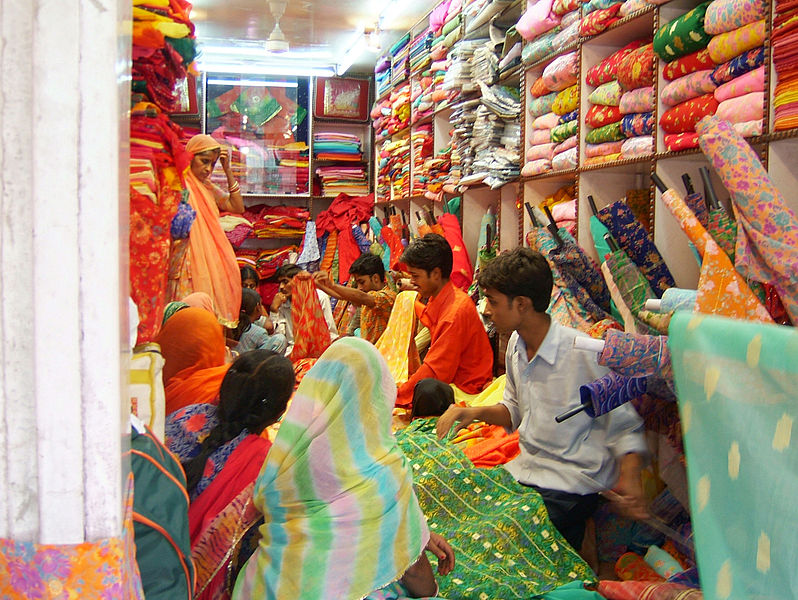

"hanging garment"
[696,116,798,324]
[668,312,798,600]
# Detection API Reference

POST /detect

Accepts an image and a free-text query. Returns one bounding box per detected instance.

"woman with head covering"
[232,337,454,600]
[166,349,296,600]
[169,133,244,328]
[155,307,231,416]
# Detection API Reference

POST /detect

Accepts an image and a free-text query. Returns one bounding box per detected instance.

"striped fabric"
[232,338,429,600]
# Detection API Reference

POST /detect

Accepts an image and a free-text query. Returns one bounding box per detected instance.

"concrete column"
[0,0,130,543]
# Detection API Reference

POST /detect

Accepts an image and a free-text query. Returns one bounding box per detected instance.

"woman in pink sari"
[170,134,243,327]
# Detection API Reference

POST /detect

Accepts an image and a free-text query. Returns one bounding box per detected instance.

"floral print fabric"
[660,70,716,106]
[662,48,715,81]
[707,19,766,64]
[653,1,713,61]
[658,94,718,134]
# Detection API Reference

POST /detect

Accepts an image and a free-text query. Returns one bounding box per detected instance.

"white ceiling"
[190,0,435,74]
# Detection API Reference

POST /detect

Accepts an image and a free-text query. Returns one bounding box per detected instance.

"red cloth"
[396,282,493,406]
[438,213,473,292]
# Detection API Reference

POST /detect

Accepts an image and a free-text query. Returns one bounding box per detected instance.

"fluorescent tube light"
[207,78,299,88]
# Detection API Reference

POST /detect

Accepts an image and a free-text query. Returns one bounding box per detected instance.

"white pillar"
[0,0,130,543]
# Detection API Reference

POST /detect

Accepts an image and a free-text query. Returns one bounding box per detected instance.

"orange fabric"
[289,277,333,361]
[461,427,520,468]
[182,168,241,327]
[396,282,493,406]
[661,189,773,322]
[154,307,231,415]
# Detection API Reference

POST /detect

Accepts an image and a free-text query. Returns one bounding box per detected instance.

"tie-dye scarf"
[233,339,429,599]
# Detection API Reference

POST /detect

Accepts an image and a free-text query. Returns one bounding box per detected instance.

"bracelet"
[228,180,240,194]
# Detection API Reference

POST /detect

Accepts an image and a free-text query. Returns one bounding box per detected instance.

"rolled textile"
[554,135,578,154]
[585,140,625,157]
[579,371,648,418]
[588,80,623,106]
[619,86,655,113]
[526,143,557,161]
[580,4,622,37]
[551,120,578,142]
[558,109,579,124]
[542,51,579,91]
[709,46,764,85]
[733,118,763,136]
[697,116,798,323]
[616,43,655,90]
[713,65,765,101]
[597,581,702,600]
[533,111,562,129]
[585,104,623,128]
[516,0,561,41]
[660,288,698,312]
[658,94,718,134]
[664,132,700,151]
[529,92,558,117]
[620,112,654,137]
[653,1,713,61]
[585,122,625,144]
[599,329,671,377]
[660,70,716,106]
[530,77,552,97]
[552,147,578,171]
[704,0,766,34]
[521,158,552,176]
[530,128,554,144]
[662,48,715,81]
[707,19,766,64]
[615,552,665,582]
[715,91,765,123]
[621,136,654,157]
[586,39,646,86]
[552,84,579,115]
[644,545,685,579]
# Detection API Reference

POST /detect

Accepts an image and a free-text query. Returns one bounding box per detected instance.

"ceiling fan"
[266,0,289,53]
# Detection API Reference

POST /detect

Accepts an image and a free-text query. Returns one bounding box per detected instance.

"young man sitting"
[436,247,648,551]
[313,253,397,345]
[396,234,494,408]
[270,263,338,357]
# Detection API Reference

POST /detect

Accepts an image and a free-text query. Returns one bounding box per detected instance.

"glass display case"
[204,74,311,196]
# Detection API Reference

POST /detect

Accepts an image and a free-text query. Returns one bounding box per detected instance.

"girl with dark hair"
[232,288,287,355]
[165,349,296,600]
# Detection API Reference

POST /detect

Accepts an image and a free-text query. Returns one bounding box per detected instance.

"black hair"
[182,350,295,494]
[477,247,553,313]
[231,288,261,341]
[349,252,386,282]
[399,233,453,279]
[240,265,259,285]
[275,263,303,280]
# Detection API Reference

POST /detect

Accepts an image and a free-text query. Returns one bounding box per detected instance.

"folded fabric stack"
[377,135,411,201]
[772,0,798,129]
[654,2,719,151]
[375,55,392,99]
[411,73,435,124]
[409,29,434,75]
[703,0,768,136]
[245,204,310,239]
[131,0,197,112]
[411,125,435,195]
[313,132,362,161]
[315,166,369,197]
[391,33,411,87]
[579,0,623,38]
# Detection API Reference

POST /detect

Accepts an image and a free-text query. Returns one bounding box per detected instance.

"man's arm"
[313,271,376,307]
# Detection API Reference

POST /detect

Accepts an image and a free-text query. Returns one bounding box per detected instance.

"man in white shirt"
[436,247,647,550]
[269,264,338,357]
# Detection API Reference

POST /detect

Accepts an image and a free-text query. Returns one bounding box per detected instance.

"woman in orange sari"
[170,134,243,327]
[155,307,231,416]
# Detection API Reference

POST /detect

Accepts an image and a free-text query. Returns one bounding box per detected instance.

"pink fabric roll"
[529,129,553,144]
[716,91,765,123]
[554,135,578,154]
[585,140,625,157]
[714,66,765,102]
[526,143,557,161]
[533,112,561,129]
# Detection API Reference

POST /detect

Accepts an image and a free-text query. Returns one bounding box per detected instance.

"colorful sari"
[233,338,430,600]
[154,307,231,415]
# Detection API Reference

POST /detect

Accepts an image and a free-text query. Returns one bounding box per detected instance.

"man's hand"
[425,532,455,576]
[435,405,476,440]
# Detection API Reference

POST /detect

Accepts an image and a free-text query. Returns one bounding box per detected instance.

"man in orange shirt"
[396,234,494,408]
